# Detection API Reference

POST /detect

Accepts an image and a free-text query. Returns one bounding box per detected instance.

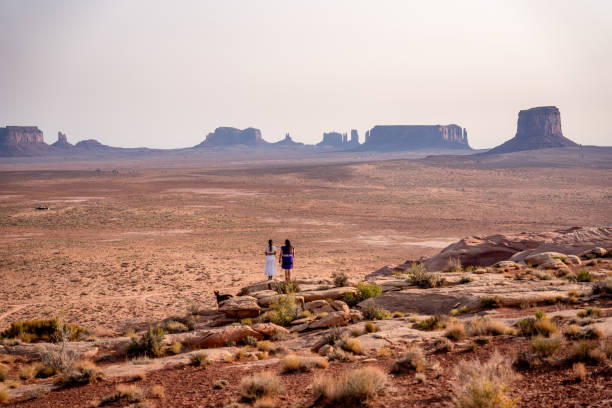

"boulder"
[524,252,568,267]
[579,247,608,260]
[537,259,569,270]
[179,326,264,348]
[218,296,261,318]
[419,226,612,271]
[2,342,99,360]
[299,287,357,302]
[304,300,334,314]
[251,323,289,338]
[564,255,581,265]
[330,300,350,313]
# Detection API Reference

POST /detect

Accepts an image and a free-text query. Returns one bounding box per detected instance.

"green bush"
[126,327,165,357]
[268,294,300,326]
[416,315,444,331]
[343,282,382,307]
[0,319,87,343]
[361,304,390,320]
[576,269,593,282]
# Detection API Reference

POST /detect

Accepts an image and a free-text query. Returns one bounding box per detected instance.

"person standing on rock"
[264,239,277,280]
[279,239,295,282]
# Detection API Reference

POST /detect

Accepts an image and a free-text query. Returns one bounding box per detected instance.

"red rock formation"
[197,127,265,147]
[488,106,577,154]
[52,131,73,148]
[0,126,44,145]
[363,124,470,150]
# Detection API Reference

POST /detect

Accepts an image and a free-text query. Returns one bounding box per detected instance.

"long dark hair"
[268,239,273,252]
[285,239,292,252]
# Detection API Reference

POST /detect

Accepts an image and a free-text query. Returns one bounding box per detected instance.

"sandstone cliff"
[0,126,50,156]
[487,106,577,154]
[362,124,470,151]
[197,127,265,147]
[317,132,345,148]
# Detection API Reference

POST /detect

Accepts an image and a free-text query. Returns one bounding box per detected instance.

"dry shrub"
[95,384,145,406]
[567,341,607,365]
[341,338,362,355]
[127,327,165,358]
[0,364,8,381]
[392,311,404,318]
[312,367,387,406]
[467,318,513,336]
[39,342,77,373]
[377,347,392,357]
[445,321,466,341]
[332,271,349,287]
[213,379,229,389]
[164,320,189,333]
[55,361,104,387]
[190,352,208,366]
[563,324,580,340]
[583,326,604,340]
[256,340,273,352]
[364,321,379,333]
[169,341,182,354]
[18,365,37,380]
[150,384,165,398]
[517,315,557,337]
[416,315,444,331]
[531,335,563,358]
[453,351,519,408]
[444,257,462,272]
[240,371,285,402]
[282,353,328,373]
[0,384,8,403]
[434,337,454,353]
[572,362,586,382]
[390,347,425,373]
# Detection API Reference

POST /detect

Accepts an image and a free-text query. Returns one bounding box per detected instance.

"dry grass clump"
[282,353,328,372]
[467,317,513,336]
[256,340,273,352]
[213,379,229,389]
[254,396,276,408]
[18,365,38,380]
[0,364,8,382]
[592,277,612,297]
[361,304,390,320]
[480,296,503,308]
[434,337,455,353]
[93,384,145,407]
[189,352,209,366]
[163,320,189,333]
[332,271,349,287]
[392,311,404,318]
[377,347,393,357]
[126,327,165,358]
[340,338,363,355]
[0,384,8,403]
[567,341,607,365]
[577,307,602,318]
[55,360,104,387]
[453,351,519,408]
[390,347,425,374]
[364,321,379,333]
[0,319,87,343]
[530,335,563,358]
[312,367,387,406]
[572,362,587,382]
[169,341,182,354]
[444,257,462,272]
[444,321,466,341]
[415,315,444,331]
[240,371,285,402]
[517,313,557,337]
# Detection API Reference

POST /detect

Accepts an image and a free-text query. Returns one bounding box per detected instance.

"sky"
[1,0,611,149]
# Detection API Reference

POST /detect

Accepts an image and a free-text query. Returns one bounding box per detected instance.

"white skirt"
[264,255,277,277]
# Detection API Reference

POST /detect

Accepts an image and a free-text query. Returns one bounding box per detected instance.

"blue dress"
[281,245,294,270]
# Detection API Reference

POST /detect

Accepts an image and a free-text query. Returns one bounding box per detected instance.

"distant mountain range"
[0,106,586,157]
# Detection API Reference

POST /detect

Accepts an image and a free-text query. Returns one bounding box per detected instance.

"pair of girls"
[263,239,294,281]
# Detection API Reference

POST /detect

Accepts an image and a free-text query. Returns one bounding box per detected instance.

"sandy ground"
[1,149,611,334]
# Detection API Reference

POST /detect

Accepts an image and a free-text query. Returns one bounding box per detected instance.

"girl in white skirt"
[264,239,277,280]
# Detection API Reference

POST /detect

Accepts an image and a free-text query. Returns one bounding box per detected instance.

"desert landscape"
[2,1,612,407]
[1,145,611,407]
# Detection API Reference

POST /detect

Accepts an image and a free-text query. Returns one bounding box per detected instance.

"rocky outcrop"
[218,296,261,318]
[419,226,612,271]
[317,132,345,148]
[197,127,265,147]
[52,131,73,148]
[273,133,304,147]
[0,126,50,156]
[74,139,111,150]
[362,124,470,151]
[487,106,578,154]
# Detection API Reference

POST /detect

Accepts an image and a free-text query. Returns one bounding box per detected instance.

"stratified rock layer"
[363,124,470,150]
[488,106,577,154]
[198,127,265,147]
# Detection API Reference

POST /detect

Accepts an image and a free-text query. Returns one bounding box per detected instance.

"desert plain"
[0,147,611,407]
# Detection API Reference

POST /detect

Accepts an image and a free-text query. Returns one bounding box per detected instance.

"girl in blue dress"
[279,239,295,282]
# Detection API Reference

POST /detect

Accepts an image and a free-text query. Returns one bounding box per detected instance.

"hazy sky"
[1,0,611,149]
